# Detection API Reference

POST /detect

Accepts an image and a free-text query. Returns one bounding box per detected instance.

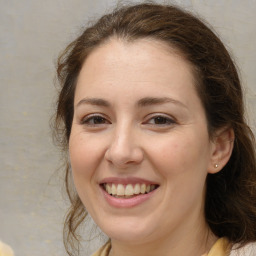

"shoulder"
[230,242,256,256]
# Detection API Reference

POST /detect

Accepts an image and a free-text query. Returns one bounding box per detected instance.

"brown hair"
[54,3,256,255]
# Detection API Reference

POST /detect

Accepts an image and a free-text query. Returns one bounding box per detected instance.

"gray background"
[0,0,255,255]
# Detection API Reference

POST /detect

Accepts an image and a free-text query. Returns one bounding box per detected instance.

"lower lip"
[100,186,157,208]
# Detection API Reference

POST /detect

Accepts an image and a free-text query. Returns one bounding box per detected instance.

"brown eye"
[91,116,106,124]
[81,115,109,126]
[147,115,175,125]
[154,116,170,124]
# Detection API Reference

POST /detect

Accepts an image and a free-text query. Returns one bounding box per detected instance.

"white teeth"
[111,184,117,194]
[117,184,125,196]
[125,184,134,196]
[134,184,140,194]
[140,184,146,194]
[104,183,157,196]
[106,183,112,194]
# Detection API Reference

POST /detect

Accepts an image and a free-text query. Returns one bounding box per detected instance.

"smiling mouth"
[101,183,159,198]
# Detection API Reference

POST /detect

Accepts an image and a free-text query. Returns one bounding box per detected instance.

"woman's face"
[69,38,216,244]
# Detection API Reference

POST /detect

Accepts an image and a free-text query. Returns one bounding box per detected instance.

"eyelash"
[144,114,176,126]
[80,114,110,126]
[80,113,176,128]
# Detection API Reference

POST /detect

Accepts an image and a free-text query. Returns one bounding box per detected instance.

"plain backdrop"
[0,0,255,255]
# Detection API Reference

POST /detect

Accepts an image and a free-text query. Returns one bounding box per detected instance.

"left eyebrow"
[76,98,110,108]
[137,97,188,109]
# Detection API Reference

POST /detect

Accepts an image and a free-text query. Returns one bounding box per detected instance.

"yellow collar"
[92,237,231,256]
[207,237,231,256]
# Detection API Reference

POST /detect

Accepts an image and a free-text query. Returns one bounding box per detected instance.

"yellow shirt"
[208,238,230,256]
[91,237,231,256]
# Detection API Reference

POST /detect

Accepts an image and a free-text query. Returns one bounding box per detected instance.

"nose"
[104,125,144,169]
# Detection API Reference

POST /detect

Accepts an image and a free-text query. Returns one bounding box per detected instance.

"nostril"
[104,145,144,168]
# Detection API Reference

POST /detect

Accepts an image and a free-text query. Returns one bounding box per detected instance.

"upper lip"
[99,177,159,185]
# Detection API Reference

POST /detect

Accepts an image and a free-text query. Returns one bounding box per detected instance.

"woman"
[54,3,256,256]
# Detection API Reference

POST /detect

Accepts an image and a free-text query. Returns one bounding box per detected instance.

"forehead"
[81,37,191,73]
[75,38,199,106]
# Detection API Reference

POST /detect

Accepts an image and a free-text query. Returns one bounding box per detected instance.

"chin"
[98,217,155,244]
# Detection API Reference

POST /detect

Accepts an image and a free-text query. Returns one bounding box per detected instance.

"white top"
[230,242,256,256]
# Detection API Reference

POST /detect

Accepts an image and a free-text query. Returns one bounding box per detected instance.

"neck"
[109,223,217,256]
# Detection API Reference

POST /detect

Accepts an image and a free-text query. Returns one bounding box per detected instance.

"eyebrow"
[76,97,187,109]
[137,97,187,109]
[76,98,110,108]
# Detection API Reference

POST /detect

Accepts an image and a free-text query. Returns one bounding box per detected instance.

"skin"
[69,38,233,256]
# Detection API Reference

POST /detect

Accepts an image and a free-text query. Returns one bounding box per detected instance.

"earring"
[214,164,219,168]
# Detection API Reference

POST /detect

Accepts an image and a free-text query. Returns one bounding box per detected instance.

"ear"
[208,127,234,174]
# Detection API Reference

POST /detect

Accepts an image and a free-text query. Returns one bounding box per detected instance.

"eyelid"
[80,113,111,125]
[143,113,177,125]
[79,112,176,127]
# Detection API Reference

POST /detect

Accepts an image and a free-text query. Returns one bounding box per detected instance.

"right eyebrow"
[137,97,187,109]
[76,98,110,108]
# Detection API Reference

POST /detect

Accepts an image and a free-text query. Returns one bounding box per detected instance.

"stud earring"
[214,164,219,168]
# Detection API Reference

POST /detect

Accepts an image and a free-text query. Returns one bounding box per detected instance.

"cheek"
[148,134,209,211]
[69,132,103,180]
[146,131,211,178]
[68,132,106,211]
